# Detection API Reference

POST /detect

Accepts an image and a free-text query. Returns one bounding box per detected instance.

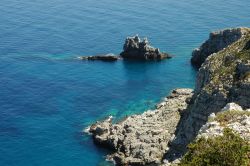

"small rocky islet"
[86,27,250,166]
[79,35,172,61]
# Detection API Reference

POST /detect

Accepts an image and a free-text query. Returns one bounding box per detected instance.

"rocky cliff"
[191,27,250,67]
[166,27,250,162]
[87,28,250,165]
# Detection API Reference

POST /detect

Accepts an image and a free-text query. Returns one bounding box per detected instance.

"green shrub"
[213,111,250,126]
[179,128,250,166]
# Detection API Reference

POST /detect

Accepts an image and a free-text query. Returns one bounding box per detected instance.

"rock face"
[80,54,119,61]
[191,27,250,67]
[88,89,193,165]
[120,35,172,60]
[165,28,250,162]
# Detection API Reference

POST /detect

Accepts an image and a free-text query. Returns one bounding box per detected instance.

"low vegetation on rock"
[212,110,250,126]
[180,128,250,166]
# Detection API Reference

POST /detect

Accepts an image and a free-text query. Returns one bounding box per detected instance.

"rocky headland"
[86,27,250,165]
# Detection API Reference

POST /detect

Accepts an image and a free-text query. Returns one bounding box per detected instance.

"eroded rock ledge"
[88,89,193,165]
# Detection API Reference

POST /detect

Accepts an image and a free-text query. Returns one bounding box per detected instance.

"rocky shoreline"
[88,89,193,165]
[86,27,250,165]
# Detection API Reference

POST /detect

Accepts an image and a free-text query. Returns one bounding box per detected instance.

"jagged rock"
[88,116,113,146]
[191,27,250,67]
[80,54,119,61]
[120,35,172,60]
[87,89,193,165]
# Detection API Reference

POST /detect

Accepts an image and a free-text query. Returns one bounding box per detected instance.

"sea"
[0,0,249,165]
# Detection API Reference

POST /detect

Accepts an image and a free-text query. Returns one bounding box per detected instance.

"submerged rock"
[191,27,250,67]
[79,54,119,61]
[120,35,172,60]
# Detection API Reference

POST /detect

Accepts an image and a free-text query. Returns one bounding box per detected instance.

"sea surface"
[0,0,249,165]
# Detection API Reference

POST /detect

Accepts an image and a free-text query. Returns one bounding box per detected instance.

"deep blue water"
[0,0,250,165]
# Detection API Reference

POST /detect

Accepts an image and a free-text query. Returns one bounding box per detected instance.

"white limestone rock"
[221,102,243,112]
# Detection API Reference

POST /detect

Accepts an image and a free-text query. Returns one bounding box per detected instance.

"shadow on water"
[0,125,22,137]
[121,58,171,78]
[77,132,115,166]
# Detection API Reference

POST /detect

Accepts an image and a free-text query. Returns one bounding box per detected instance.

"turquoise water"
[0,0,249,165]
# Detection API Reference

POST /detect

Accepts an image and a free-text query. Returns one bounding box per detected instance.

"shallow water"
[0,0,250,165]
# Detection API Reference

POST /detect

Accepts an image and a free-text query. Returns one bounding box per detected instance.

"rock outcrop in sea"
[120,35,172,60]
[191,27,250,67]
[79,35,171,62]
[86,27,250,165]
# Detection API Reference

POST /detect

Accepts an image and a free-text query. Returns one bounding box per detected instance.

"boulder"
[120,35,172,60]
